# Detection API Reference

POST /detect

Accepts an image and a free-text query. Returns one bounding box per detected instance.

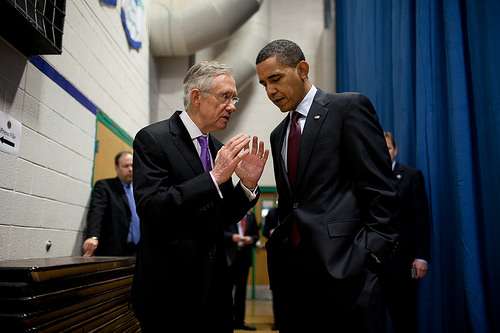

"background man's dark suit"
[224,211,259,328]
[381,162,430,333]
[262,207,279,240]
[132,112,257,332]
[85,177,134,256]
[268,90,397,332]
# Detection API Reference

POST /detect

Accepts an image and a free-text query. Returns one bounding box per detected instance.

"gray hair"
[183,61,233,110]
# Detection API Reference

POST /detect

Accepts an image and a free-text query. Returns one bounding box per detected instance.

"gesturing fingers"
[261,148,270,163]
[251,136,258,155]
[227,135,250,158]
[225,133,247,147]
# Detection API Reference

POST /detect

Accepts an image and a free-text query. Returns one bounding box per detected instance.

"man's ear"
[191,88,202,107]
[297,60,309,80]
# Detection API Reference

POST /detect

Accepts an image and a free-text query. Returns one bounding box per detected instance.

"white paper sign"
[0,111,21,155]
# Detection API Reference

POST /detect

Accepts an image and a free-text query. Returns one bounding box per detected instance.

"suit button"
[293,202,299,209]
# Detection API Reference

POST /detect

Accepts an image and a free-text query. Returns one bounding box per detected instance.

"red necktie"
[287,111,302,246]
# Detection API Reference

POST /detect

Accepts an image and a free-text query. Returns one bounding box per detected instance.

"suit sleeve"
[248,213,260,244]
[343,94,399,262]
[86,180,108,238]
[412,170,431,261]
[262,208,277,239]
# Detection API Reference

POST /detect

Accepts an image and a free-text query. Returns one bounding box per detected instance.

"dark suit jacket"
[392,162,430,264]
[268,90,398,281]
[85,177,132,256]
[262,207,279,239]
[131,111,258,326]
[224,211,259,267]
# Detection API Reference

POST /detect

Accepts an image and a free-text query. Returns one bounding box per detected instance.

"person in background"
[82,151,140,257]
[256,39,398,333]
[131,61,269,332]
[382,131,431,333]
[224,209,259,331]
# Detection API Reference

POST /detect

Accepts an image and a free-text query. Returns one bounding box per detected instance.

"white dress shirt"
[281,85,318,171]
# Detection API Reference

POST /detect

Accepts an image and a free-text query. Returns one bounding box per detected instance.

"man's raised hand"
[211,134,250,185]
[236,136,269,189]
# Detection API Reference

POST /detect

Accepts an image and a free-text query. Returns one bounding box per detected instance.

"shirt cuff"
[239,181,258,201]
[209,171,223,199]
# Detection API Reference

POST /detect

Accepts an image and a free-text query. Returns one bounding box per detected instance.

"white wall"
[0,0,150,260]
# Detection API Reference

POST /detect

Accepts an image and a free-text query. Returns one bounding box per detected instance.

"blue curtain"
[336,1,500,333]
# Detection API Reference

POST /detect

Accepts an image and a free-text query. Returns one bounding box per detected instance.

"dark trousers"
[270,287,281,328]
[272,244,385,333]
[136,251,233,333]
[381,261,418,333]
[229,252,252,325]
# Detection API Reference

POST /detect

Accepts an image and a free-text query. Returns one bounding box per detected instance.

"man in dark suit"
[262,206,279,240]
[83,151,140,256]
[224,210,259,331]
[255,39,399,333]
[132,61,269,332]
[382,131,430,333]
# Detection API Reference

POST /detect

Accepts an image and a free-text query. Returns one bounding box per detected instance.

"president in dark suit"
[83,151,140,256]
[382,132,430,333]
[224,210,259,330]
[256,39,398,333]
[131,61,269,333]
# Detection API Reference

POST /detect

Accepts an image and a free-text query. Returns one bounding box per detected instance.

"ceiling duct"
[148,0,261,56]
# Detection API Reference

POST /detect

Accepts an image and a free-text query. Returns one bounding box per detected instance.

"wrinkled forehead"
[210,74,237,93]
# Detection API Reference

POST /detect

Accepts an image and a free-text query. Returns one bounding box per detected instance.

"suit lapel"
[295,90,329,190]
[208,134,222,160]
[393,162,405,183]
[273,116,292,194]
[169,112,205,175]
[110,178,131,228]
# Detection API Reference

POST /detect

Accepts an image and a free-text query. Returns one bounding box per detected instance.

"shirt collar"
[120,180,132,189]
[292,85,317,119]
[180,111,205,140]
[392,160,396,171]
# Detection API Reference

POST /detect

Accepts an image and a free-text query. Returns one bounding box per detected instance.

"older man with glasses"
[131,61,269,332]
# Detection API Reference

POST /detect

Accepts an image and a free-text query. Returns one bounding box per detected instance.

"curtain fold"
[336,1,499,332]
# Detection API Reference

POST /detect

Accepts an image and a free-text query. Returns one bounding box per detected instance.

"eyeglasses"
[204,91,240,106]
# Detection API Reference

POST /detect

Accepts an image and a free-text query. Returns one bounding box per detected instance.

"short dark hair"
[384,131,397,148]
[256,39,305,67]
[115,151,132,166]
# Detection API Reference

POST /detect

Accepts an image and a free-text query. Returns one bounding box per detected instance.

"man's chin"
[217,119,230,129]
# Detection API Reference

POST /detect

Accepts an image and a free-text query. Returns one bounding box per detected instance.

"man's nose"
[267,86,277,97]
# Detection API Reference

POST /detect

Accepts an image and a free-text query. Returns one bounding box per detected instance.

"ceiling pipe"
[213,0,269,90]
[148,0,262,57]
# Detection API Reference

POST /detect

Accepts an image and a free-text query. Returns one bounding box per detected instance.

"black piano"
[0,256,140,332]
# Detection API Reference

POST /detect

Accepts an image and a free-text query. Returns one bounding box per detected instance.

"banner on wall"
[121,0,144,50]
[100,0,117,6]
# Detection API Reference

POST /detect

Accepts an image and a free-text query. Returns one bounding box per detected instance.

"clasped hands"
[232,233,253,246]
[211,134,269,189]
